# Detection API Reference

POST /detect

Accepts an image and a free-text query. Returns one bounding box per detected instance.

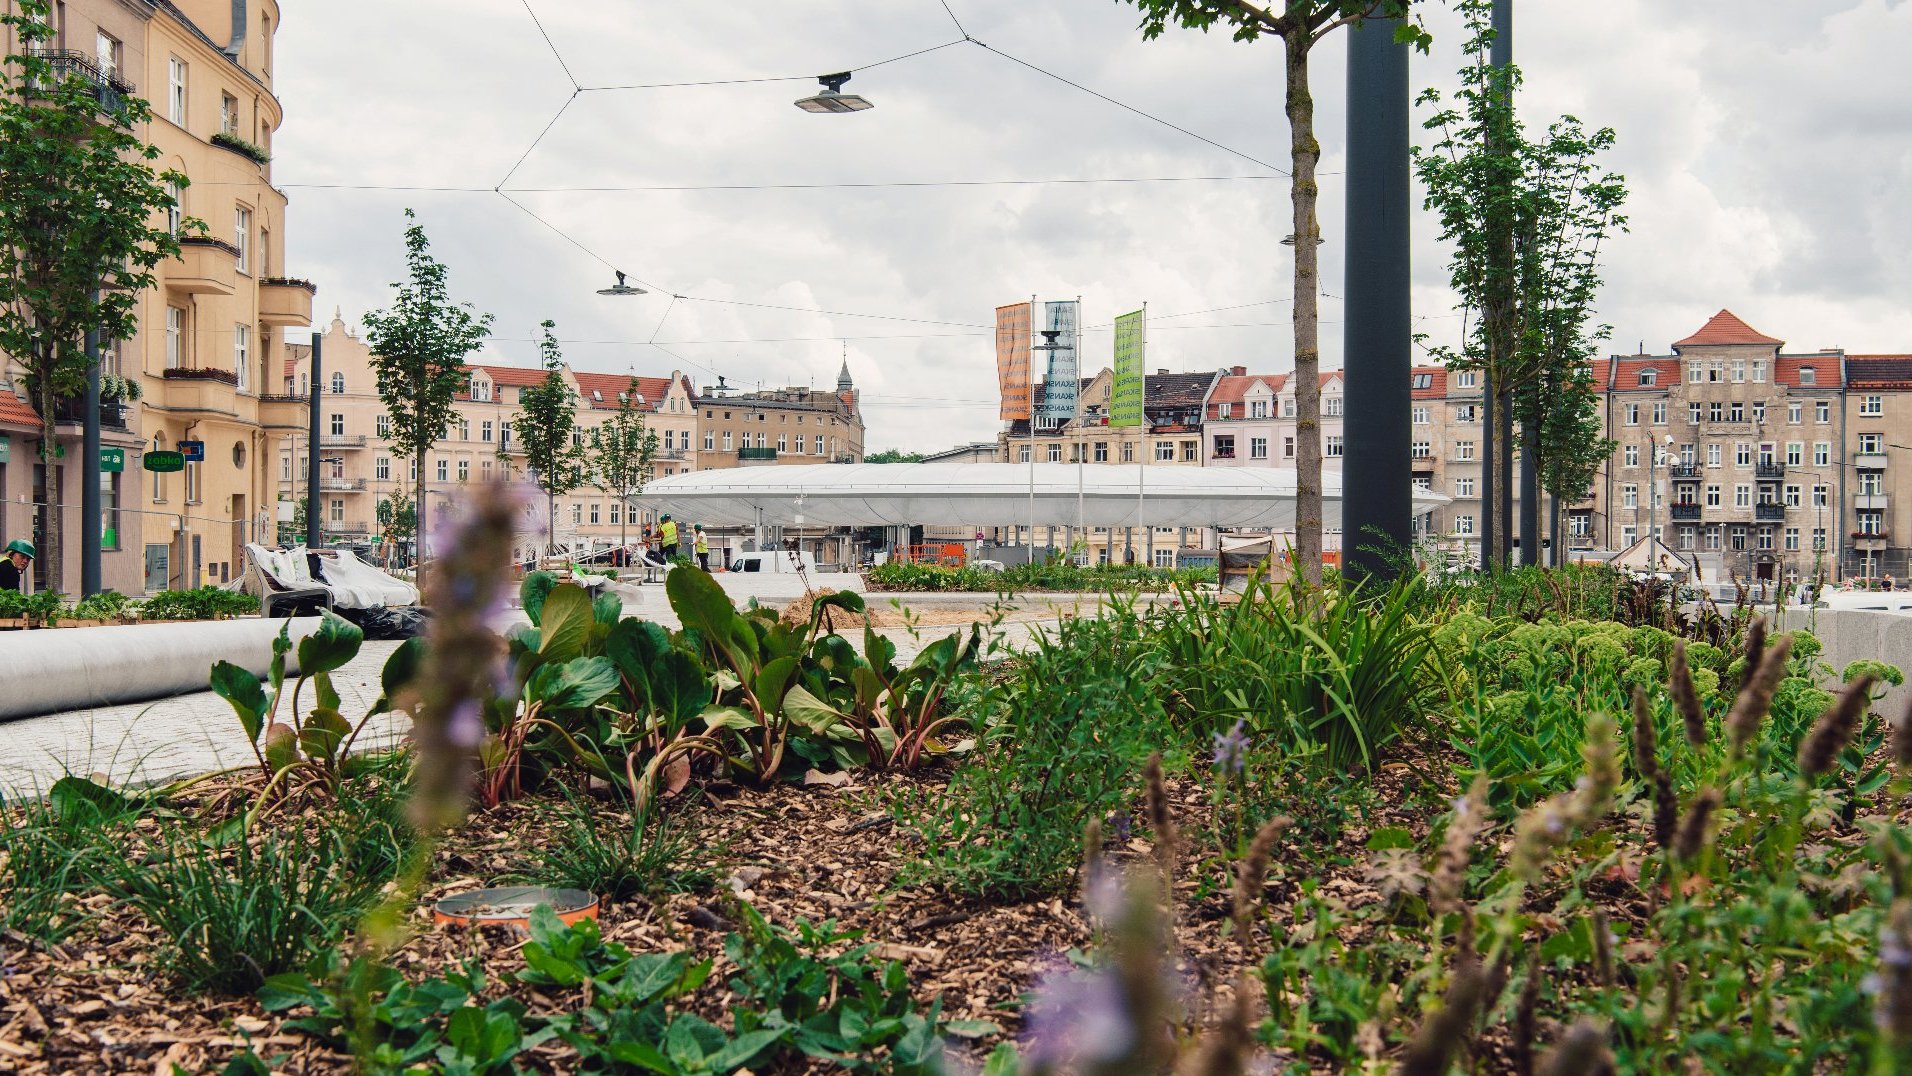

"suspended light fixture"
[596,271,646,296]
[795,72,872,114]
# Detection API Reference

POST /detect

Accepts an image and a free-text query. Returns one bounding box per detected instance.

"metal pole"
[306,330,322,548]
[1343,14,1412,583]
[1027,294,1036,560]
[81,293,103,595]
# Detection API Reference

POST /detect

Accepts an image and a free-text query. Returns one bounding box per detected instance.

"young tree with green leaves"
[376,486,417,542]
[0,0,187,590]
[511,320,584,555]
[1414,0,1626,569]
[360,210,493,583]
[864,448,925,463]
[1120,0,1430,585]
[588,377,659,556]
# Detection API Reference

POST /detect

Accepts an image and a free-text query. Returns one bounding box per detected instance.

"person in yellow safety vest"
[693,524,709,572]
[659,515,679,558]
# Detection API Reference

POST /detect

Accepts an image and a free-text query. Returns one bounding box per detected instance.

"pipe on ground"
[0,617,322,721]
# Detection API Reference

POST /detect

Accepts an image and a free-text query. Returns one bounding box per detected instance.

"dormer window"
[1798,366,1816,386]
[592,390,602,402]
[1638,369,1657,387]
[1411,373,1433,390]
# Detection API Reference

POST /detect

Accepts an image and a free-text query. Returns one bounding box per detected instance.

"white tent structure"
[636,463,1450,530]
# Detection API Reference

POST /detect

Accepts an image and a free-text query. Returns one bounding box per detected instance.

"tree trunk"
[415,449,428,589]
[1286,35,1324,588]
[547,488,556,557]
[1498,383,1515,564]
[37,371,59,595]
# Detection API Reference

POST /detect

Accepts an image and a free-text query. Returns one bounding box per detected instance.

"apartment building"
[1,0,311,593]
[1203,368,1347,474]
[1844,356,1912,579]
[690,361,865,470]
[280,317,697,552]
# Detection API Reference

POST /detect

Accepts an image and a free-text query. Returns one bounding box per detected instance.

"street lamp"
[794,72,873,114]
[596,271,646,297]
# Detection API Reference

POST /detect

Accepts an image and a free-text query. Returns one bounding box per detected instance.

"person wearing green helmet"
[0,538,33,592]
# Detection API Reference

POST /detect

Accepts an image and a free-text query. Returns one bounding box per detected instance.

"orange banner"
[996,302,1032,421]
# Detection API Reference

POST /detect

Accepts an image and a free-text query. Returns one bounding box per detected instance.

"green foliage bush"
[866,560,1215,593]
[138,586,260,620]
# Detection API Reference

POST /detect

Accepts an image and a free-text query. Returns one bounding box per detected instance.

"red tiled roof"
[1775,354,1843,389]
[0,393,40,428]
[1588,358,1612,387]
[472,364,548,388]
[1206,374,1282,417]
[1847,354,1912,389]
[1672,309,1783,349]
[1411,366,1446,399]
[1611,358,1680,391]
[573,372,671,411]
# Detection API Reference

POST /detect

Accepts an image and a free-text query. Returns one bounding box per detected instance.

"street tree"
[0,0,187,590]
[864,448,925,463]
[360,210,493,584]
[511,320,584,555]
[588,376,658,556]
[376,486,417,543]
[1120,0,1430,585]
[1414,0,1626,569]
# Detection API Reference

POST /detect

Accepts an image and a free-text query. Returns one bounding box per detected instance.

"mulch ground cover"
[0,740,1462,1075]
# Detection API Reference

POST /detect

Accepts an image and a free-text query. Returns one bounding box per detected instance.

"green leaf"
[520,571,559,625]
[754,655,799,711]
[593,589,623,627]
[299,706,351,765]
[210,660,268,742]
[666,567,739,643]
[701,1027,787,1072]
[47,774,139,825]
[1365,826,1416,851]
[527,656,622,712]
[370,636,426,717]
[263,722,300,772]
[537,584,596,663]
[700,706,761,732]
[297,609,364,678]
[782,683,846,735]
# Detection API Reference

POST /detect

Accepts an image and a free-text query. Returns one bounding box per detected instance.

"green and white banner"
[1110,308,1145,428]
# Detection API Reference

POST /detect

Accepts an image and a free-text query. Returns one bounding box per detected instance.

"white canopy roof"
[637,463,1450,529]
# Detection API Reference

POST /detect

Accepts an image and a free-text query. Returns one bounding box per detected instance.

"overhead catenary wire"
[260,174,1281,194]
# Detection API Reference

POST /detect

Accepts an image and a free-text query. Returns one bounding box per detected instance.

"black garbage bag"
[339,605,431,639]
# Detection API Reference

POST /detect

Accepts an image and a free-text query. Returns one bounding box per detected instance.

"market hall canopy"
[636,463,1451,530]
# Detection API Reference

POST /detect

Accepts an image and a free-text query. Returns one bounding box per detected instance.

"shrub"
[866,560,1215,593]
[0,775,144,941]
[138,586,259,620]
[516,786,707,902]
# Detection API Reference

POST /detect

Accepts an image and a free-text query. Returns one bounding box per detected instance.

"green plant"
[138,586,259,620]
[209,129,271,163]
[0,586,63,622]
[264,954,538,1073]
[108,817,392,994]
[517,784,708,902]
[896,613,1167,898]
[0,774,145,941]
[70,588,133,621]
[865,560,1216,593]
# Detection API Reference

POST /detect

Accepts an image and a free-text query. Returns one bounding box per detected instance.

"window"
[1728,402,1743,423]
[184,460,201,504]
[703,430,714,451]
[1153,549,1176,569]
[1757,529,1775,551]
[1708,364,1723,383]
[1121,442,1135,463]
[1753,360,1767,383]
[1622,484,1639,509]
[813,435,823,454]
[220,92,239,135]
[457,459,469,482]
[1623,403,1639,426]
[1325,435,1343,458]
[1017,445,1030,463]
[777,435,787,452]
[167,57,186,125]
[1688,364,1704,384]
[1729,526,1747,551]
[1705,528,1723,550]
[1859,432,1884,453]
[436,459,448,481]
[1752,402,1765,425]
[329,372,345,395]
[1734,484,1751,508]
[501,422,514,447]
[234,207,251,273]
[1182,440,1199,461]
[1454,371,1477,389]
[1624,444,1639,467]
[1707,444,1721,468]
[1798,366,1816,386]
[1785,442,1802,466]
[375,457,390,481]
[1785,528,1800,551]
[589,503,600,524]
[1859,471,1884,496]
[1325,396,1343,417]
[1652,402,1667,425]
[1212,435,1235,459]
[1735,443,1752,467]
[1454,440,1475,461]
[480,420,495,443]
[610,503,621,525]
[1784,484,1801,507]
[1813,528,1827,551]
[376,415,392,438]
[1860,394,1884,416]
[1412,372,1433,390]
[1283,436,1295,459]
[163,306,183,368]
[1705,484,1722,508]
[1814,442,1831,466]
[1454,515,1475,535]
[1816,400,1830,423]
[1639,368,1657,387]
[1788,401,1801,424]
[1412,406,1429,425]
[1758,442,1775,466]
[1411,440,1431,459]
[1688,402,1702,424]
[1047,444,1062,463]
[1250,437,1268,460]
[571,504,582,525]
[233,324,249,391]
[1732,360,1745,383]
[1454,477,1476,498]
[1709,402,1724,423]
[1152,441,1173,462]
[329,413,343,436]
[1813,484,1829,507]
[1282,398,1295,417]
[1249,399,1270,419]
[1457,404,1479,423]
[330,499,344,524]
[1094,442,1108,462]
[1215,401,1232,419]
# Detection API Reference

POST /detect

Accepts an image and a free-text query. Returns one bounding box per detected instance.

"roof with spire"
[1672,309,1784,350]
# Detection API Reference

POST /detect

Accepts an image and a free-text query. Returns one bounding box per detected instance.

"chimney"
[1231,365,1246,376]
[1157,368,1169,376]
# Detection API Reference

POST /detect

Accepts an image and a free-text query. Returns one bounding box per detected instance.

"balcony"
[258,394,307,430]
[1852,532,1890,548]
[52,397,129,432]
[320,476,366,492]
[259,277,316,327]
[157,367,243,411]
[1754,502,1785,522]
[737,447,778,461]
[323,521,370,535]
[167,236,239,296]
[23,49,135,113]
[320,433,367,449]
[1856,493,1889,512]
[1755,462,1785,480]
[1668,464,1701,480]
[1855,452,1890,470]
[1670,503,1702,521]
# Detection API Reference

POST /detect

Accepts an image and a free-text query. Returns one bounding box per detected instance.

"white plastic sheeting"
[636,463,1450,530]
[242,545,418,609]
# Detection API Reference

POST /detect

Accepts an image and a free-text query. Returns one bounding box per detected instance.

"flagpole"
[1027,294,1037,560]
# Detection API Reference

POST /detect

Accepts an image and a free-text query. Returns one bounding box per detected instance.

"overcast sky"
[271,0,1912,453]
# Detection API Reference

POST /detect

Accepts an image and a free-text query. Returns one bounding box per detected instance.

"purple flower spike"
[1022,960,1134,1070]
[1211,719,1249,776]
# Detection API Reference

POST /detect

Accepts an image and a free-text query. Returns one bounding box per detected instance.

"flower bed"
[0,585,258,628]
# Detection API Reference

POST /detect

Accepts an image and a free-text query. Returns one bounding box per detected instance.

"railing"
[1754,502,1785,522]
[737,447,777,461]
[258,393,305,404]
[324,521,370,535]
[176,234,241,258]
[1852,531,1890,544]
[320,433,366,448]
[52,397,129,430]
[162,366,239,385]
[1755,462,1786,480]
[23,48,135,110]
[1668,463,1701,479]
[1670,503,1702,521]
[320,477,366,491]
[260,276,318,293]
[1855,452,1890,470]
